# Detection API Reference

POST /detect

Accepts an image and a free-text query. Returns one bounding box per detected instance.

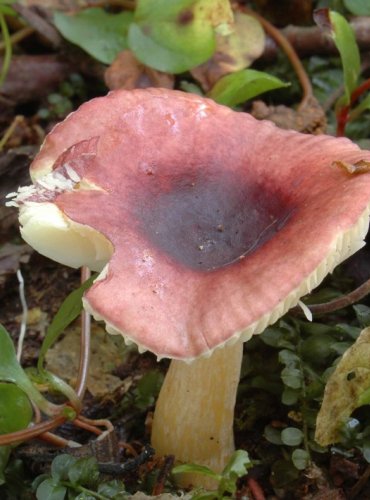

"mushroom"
[7,89,370,487]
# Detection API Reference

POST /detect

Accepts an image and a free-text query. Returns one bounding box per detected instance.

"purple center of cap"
[135,169,293,272]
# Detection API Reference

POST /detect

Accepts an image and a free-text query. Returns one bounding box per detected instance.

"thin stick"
[77,415,114,434]
[0,26,34,52]
[291,277,370,317]
[16,269,28,362]
[0,415,67,446]
[241,6,313,106]
[247,477,266,500]
[0,115,23,151]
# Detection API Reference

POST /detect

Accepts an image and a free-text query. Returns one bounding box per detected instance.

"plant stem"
[0,415,67,446]
[336,77,370,136]
[241,5,313,107]
[0,12,12,88]
[291,276,370,316]
[0,114,23,151]
[0,26,34,52]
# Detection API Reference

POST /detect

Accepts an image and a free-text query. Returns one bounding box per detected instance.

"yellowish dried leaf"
[315,327,370,446]
[191,13,264,91]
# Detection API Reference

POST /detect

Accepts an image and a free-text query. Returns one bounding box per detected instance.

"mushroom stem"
[151,339,243,489]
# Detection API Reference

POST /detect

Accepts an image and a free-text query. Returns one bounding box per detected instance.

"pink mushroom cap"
[14,89,370,360]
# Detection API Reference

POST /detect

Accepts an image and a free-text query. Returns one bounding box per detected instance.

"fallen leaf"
[104,50,174,91]
[315,327,370,446]
[191,12,265,91]
[0,244,32,287]
[45,324,131,397]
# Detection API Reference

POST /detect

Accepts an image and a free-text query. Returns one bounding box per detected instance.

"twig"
[347,464,370,499]
[241,5,313,107]
[291,276,370,317]
[77,415,114,435]
[0,415,67,446]
[151,455,175,496]
[16,269,28,362]
[247,477,266,500]
[0,26,34,52]
[39,432,81,448]
[0,115,24,151]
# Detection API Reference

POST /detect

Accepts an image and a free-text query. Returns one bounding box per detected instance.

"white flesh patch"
[19,203,113,272]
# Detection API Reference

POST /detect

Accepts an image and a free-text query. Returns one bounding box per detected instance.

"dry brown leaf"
[315,327,370,446]
[105,50,174,91]
[45,324,131,397]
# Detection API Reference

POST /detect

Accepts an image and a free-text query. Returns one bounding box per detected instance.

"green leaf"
[353,304,370,327]
[344,0,370,15]
[51,454,76,482]
[135,370,164,409]
[38,274,95,372]
[67,457,99,488]
[301,334,335,365]
[128,0,232,73]
[222,450,251,478]
[315,9,360,104]
[0,383,33,434]
[278,349,300,367]
[281,427,303,446]
[172,463,221,480]
[54,9,133,64]
[128,19,215,74]
[0,446,11,486]
[97,480,127,498]
[208,69,289,107]
[291,449,310,470]
[281,366,302,389]
[264,425,283,445]
[0,324,54,412]
[282,387,299,405]
[36,478,67,500]
[361,437,370,462]
[0,5,16,15]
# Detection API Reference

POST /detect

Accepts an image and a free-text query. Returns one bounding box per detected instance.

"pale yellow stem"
[151,340,243,488]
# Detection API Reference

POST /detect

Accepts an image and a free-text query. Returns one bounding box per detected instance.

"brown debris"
[0,243,32,288]
[330,455,360,487]
[12,3,62,49]
[251,95,327,134]
[0,55,72,104]
[104,50,174,91]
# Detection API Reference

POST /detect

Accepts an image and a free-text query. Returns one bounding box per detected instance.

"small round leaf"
[281,427,303,447]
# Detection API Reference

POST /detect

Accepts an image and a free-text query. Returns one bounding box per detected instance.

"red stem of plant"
[291,276,370,316]
[0,416,67,446]
[241,5,313,106]
[247,477,266,500]
[336,77,370,136]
